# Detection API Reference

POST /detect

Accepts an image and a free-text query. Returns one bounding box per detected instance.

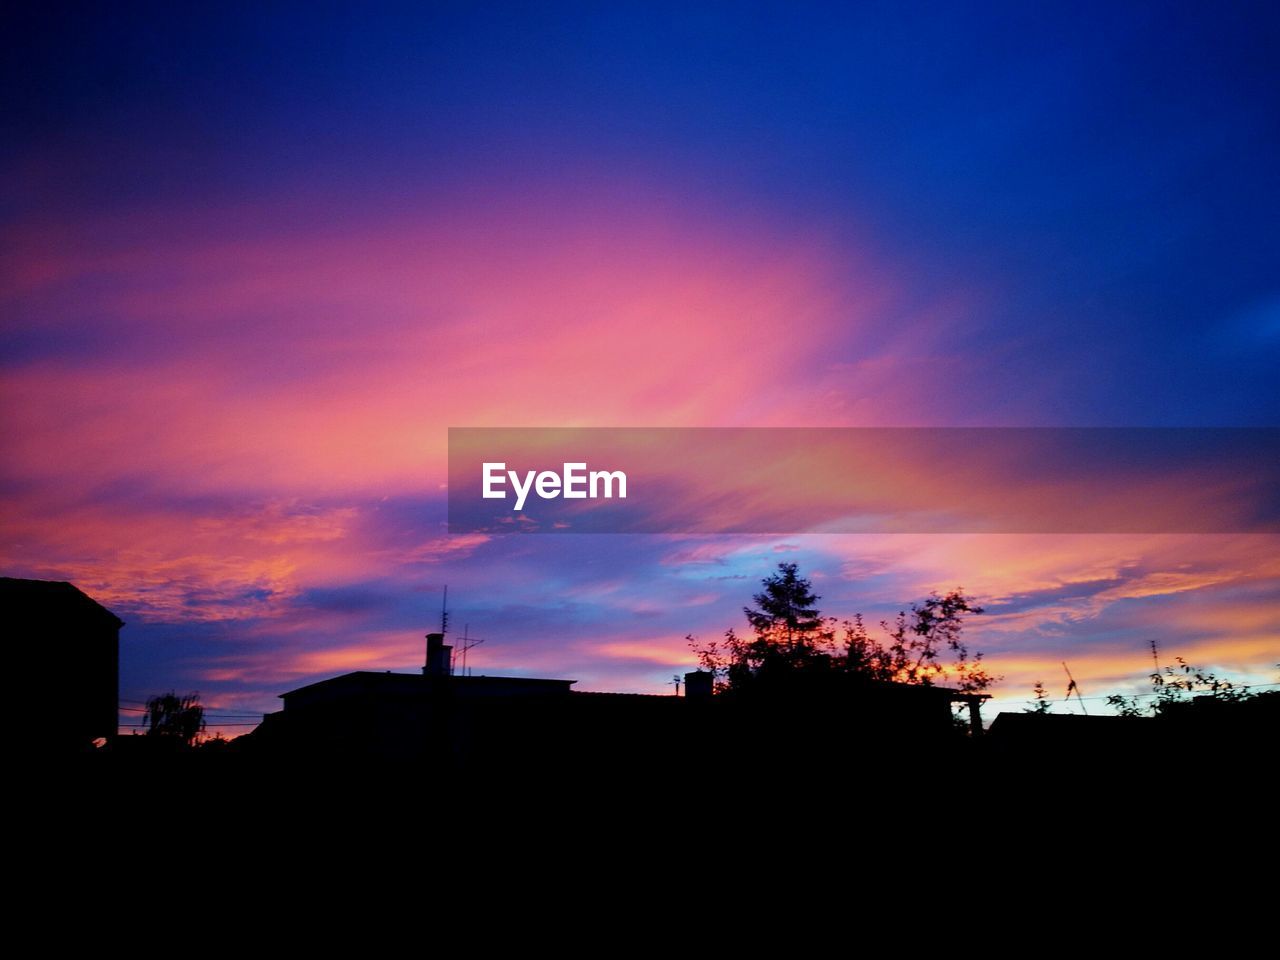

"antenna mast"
[454,624,485,676]
[423,585,452,676]
[1062,661,1088,715]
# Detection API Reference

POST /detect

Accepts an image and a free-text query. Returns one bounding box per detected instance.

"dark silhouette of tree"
[1080,646,1275,717]
[1025,681,1052,714]
[689,562,996,695]
[141,692,206,747]
[1105,693,1144,717]
[1150,652,1252,711]
[198,732,232,752]
[1100,642,1265,718]
[842,590,991,691]
[743,562,825,649]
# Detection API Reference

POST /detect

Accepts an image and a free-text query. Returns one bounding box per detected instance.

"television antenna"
[453,623,486,676]
[1062,661,1088,715]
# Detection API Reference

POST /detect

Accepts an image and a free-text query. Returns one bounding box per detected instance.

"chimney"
[424,632,452,677]
[684,670,713,700]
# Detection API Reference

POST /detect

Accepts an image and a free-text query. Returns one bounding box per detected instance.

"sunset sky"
[3,3,1277,734]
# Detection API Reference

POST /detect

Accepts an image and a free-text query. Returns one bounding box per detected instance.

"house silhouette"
[2,577,121,753]
[240,631,986,770]
[244,636,690,767]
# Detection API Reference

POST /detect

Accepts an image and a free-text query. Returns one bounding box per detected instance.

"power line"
[118,706,263,718]
[994,681,1279,705]
[117,722,261,728]
[118,706,263,714]
[118,698,265,714]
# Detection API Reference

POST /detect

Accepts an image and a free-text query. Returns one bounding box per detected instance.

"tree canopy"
[141,692,206,747]
[690,561,996,696]
[743,562,824,647]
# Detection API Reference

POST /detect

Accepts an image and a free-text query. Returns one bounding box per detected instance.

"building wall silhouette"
[2,578,121,752]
